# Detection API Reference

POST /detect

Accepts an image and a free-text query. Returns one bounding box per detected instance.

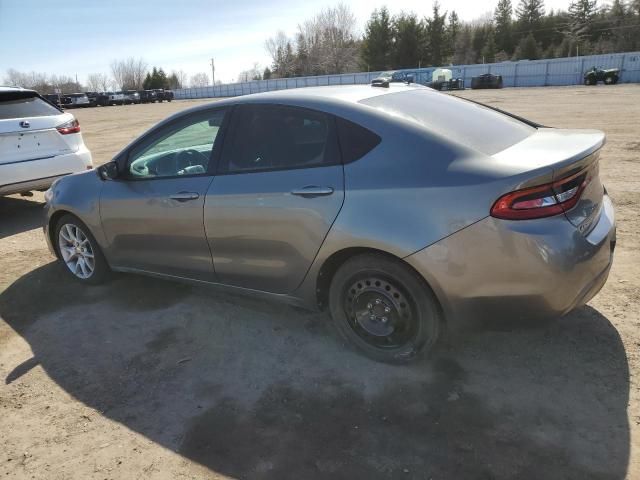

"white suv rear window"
[0,95,61,120]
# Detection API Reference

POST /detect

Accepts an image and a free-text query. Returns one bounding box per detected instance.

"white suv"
[0,87,92,196]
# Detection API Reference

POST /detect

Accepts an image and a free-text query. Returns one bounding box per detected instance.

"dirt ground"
[0,85,639,479]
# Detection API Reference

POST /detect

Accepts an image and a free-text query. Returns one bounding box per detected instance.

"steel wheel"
[58,223,95,279]
[329,254,441,363]
[344,275,418,349]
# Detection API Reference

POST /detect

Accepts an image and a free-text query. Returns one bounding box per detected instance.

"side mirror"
[98,161,119,181]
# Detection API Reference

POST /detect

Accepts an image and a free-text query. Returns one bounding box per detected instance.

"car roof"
[0,86,37,94]
[236,83,425,104]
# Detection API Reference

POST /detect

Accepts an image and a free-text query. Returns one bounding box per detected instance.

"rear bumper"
[405,194,616,329]
[0,148,92,196]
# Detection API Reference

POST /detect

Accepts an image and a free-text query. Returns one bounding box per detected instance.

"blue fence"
[174,51,640,99]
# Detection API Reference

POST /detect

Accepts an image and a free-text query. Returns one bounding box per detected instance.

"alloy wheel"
[58,223,95,279]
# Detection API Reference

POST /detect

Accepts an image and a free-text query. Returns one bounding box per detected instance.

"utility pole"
[210,58,215,85]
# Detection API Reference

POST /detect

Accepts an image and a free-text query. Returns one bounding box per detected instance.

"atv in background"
[584,67,620,85]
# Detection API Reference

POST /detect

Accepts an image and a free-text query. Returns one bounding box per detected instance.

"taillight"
[56,118,81,135]
[491,167,591,220]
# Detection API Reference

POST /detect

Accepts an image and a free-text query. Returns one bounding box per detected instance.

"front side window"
[220,104,339,173]
[127,109,226,178]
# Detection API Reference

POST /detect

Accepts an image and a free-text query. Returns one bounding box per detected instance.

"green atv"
[584,67,620,86]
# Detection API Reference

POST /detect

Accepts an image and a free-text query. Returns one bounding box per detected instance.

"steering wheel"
[176,149,209,169]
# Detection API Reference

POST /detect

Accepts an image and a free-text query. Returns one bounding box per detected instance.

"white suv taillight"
[56,119,81,135]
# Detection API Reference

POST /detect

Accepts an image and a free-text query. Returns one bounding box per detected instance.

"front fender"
[44,170,107,253]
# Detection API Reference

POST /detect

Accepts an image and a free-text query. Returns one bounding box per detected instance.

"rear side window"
[360,89,535,155]
[0,94,61,119]
[220,104,340,173]
[336,117,381,163]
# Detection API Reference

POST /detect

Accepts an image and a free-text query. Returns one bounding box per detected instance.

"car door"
[204,103,345,294]
[100,107,228,281]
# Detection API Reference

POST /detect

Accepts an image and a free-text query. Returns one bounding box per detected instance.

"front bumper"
[405,195,616,329]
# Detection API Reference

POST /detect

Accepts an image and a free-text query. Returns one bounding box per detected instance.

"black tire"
[328,253,441,363]
[54,214,110,285]
[605,75,618,85]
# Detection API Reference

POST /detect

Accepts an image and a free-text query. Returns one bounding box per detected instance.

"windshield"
[360,89,535,155]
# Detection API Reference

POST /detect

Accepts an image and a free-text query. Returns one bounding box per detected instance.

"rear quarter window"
[360,89,535,155]
[0,95,61,119]
[336,117,381,163]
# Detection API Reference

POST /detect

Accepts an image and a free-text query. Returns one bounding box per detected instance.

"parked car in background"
[153,89,174,102]
[124,90,141,104]
[471,73,504,89]
[43,93,71,108]
[86,92,110,107]
[0,87,92,196]
[66,93,91,108]
[371,71,414,88]
[106,92,125,105]
[584,67,620,85]
[139,90,157,103]
[43,84,615,363]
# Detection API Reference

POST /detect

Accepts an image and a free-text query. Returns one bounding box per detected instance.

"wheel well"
[48,210,72,257]
[315,247,444,321]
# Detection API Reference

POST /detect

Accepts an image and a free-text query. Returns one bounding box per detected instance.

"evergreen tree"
[263,67,272,80]
[482,27,497,63]
[361,7,393,71]
[393,13,427,68]
[446,11,461,62]
[494,0,514,54]
[516,0,545,39]
[568,0,598,40]
[452,25,476,64]
[427,2,448,66]
[514,32,541,59]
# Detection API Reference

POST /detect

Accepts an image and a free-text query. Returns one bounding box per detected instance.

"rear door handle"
[290,186,334,197]
[169,192,199,202]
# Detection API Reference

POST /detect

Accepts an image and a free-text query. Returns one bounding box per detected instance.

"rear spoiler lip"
[486,127,606,191]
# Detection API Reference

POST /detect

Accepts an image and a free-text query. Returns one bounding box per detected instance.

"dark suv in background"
[139,90,157,103]
[153,89,174,102]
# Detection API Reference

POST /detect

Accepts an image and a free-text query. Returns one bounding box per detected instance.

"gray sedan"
[43,84,616,363]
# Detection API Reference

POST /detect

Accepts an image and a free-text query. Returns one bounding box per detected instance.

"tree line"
[264,0,640,78]
[2,58,210,94]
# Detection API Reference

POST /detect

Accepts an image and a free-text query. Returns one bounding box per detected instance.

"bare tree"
[303,4,359,74]
[110,57,148,90]
[86,73,110,92]
[237,62,262,82]
[172,70,188,89]
[190,72,209,87]
[3,69,81,93]
[266,4,359,77]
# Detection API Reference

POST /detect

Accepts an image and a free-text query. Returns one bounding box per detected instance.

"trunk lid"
[0,89,78,165]
[490,128,605,233]
[0,114,77,165]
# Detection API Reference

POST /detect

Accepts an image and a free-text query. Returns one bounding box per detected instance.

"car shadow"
[0,263,630,480]
[0,196,45,239]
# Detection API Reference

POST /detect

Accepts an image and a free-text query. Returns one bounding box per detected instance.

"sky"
[1,0,579,86]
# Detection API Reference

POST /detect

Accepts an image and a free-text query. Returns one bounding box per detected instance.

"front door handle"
[169,192,200,202]
[290,186,334,198]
